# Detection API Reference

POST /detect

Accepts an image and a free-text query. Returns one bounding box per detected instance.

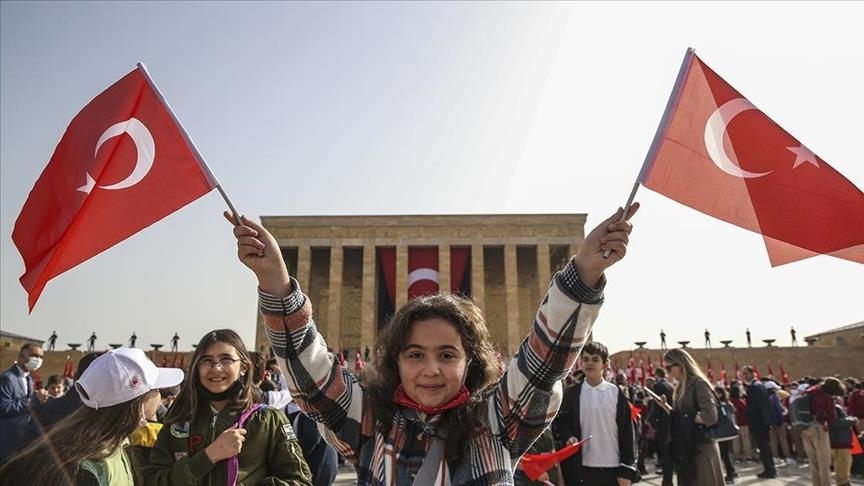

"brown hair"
[663,348,713,403]
[165,329,259,425]
[0,391,154,485]
[364,293,501,463]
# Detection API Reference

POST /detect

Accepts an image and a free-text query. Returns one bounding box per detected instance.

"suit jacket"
[745,380,773,429]
[0,364,35,460]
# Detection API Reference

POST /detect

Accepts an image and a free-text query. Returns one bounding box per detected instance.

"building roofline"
[0,329,44,343]
[804,321,864,339]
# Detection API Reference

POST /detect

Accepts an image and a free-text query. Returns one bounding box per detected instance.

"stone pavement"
[333,459,864,485]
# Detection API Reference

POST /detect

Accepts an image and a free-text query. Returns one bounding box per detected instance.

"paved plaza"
[333,459,864,485]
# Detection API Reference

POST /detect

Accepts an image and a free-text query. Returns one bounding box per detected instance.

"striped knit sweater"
[260,258,605,485]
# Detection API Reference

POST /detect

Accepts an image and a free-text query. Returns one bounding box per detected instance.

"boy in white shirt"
[553,341,637,485]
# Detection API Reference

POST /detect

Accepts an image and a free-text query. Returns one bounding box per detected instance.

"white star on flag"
[787,144,820,169]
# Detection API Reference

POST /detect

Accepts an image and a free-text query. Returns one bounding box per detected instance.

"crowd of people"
[543,349,864,486]
[1,205,861,485]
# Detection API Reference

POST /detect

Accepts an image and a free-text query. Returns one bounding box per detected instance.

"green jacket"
[144,405,312,486]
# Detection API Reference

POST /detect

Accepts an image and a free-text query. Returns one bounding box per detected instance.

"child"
[0,348,184,485]
[144,329,312,485]
[227,203,637,484]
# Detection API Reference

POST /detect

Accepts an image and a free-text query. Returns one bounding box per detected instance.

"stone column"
[327,245,343,346]
[396,244,408,309]
[471,243,485,312]
[296,244,311,291]
[360,244,376,350]
[438,244,451,294]
[536,243,551,297]
[504,244,520,349]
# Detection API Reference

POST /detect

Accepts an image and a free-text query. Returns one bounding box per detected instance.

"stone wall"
[610,345,864,382]
[0,349,194,385]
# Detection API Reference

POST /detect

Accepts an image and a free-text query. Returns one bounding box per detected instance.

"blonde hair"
[663,348,712,402]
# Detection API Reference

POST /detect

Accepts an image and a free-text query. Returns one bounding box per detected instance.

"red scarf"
[393,384,470,415]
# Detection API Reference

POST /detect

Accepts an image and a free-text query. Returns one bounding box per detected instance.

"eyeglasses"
[197,357,241,370]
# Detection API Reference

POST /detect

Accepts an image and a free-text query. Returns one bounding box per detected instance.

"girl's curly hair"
[363,293,502,463]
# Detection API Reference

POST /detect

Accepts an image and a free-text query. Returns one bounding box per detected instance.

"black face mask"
[196,379,243,402]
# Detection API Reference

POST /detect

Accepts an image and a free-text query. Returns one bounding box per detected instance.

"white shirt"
[579,379,620,468]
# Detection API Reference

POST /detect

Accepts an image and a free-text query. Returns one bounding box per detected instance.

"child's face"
[47,383,64,398]
[197,341,245,396]
[398,318,468,408]
[580,352,608,381]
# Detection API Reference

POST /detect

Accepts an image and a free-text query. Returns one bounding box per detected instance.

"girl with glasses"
[144,329,312,486]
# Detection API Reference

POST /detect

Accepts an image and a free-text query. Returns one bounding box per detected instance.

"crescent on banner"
[78,117,155,193]
[704,98,772,179]
[407,267,439,288]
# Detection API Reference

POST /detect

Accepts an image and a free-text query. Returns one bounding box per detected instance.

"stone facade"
[255,214,587,355]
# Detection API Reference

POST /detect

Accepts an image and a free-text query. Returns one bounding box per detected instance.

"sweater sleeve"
[493,258,605,460]
[259,278,364,464]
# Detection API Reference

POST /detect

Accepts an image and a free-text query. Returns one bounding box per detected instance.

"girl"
[144,329,312,486]
[227,203,637,484]
[0,348,184,485]
[663,348,724,486]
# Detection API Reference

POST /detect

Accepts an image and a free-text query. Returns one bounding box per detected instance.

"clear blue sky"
[2,1,861,355]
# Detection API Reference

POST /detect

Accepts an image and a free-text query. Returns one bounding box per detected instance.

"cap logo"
[129,375,142,389]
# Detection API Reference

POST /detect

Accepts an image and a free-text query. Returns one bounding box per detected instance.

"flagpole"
[136,62,241,222]
[603,47,696,258]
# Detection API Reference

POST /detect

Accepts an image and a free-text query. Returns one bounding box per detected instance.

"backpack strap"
[226,404,268,486]
[411,436,445,486]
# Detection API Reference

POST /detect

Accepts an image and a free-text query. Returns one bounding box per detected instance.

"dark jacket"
[144,405,312,486]
[0,364,35,461]
[24,387,84,445]
[745,380,773,429]
[829,404,858,449]
[552,379,637,482]
[647,378,675,434]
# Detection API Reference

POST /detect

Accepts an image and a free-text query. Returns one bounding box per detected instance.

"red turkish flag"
[721,363,729,387]
[779,363,789,385]
[63,355,75,379]
[851,431,864,455]
[639,49,864,266]
[13,66,216,310]
[520,440,586,481]
[629,402,642,422]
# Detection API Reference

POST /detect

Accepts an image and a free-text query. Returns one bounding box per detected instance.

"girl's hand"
[573,204,639,287]
[205,425,247,463]
[224,212,292,297]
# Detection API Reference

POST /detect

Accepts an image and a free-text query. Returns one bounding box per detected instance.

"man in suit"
[647,367,675,486]
[742,365,776,479]
[0,343,43,462]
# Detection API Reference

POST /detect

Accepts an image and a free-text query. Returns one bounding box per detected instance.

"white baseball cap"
[76,348,184,409]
